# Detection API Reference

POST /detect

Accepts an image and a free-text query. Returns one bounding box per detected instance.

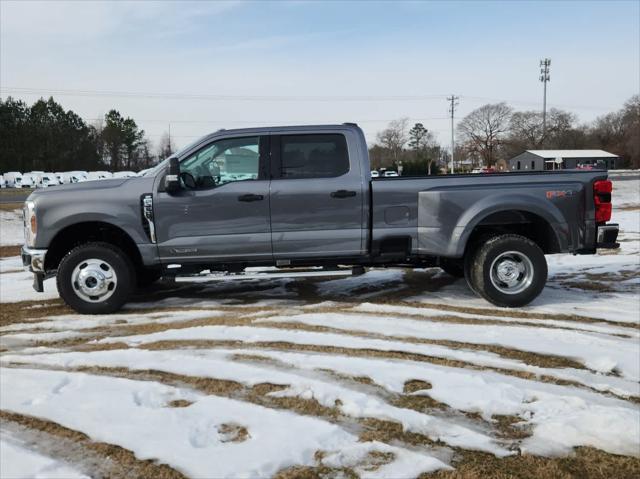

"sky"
[1,0,639,150]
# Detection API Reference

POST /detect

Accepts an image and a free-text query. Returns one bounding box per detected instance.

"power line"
[1,86,615,111]
[0,87,449,102]
[450,95,610,112]
[81,116,453,124]
[447,95,459,175]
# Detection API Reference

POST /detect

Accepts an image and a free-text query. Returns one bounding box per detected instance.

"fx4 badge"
[546,190,574,199]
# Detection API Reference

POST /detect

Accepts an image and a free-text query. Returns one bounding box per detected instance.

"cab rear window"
[279,134,349,179]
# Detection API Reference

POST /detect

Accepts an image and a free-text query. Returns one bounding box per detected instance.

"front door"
[269,132,365,259]
[154,135,272,263]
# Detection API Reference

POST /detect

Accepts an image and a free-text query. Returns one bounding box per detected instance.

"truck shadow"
[129,268,464,308]
[127,266,635,318]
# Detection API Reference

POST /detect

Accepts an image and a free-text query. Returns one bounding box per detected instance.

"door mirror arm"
[165,158,181,193]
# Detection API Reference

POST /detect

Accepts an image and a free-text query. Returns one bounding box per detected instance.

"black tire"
[464,234,496,295]
[468,234,547,308]
[57,242,136,314]
[439,258,465,278]
[463,253,478,294]
[137,268,162,288]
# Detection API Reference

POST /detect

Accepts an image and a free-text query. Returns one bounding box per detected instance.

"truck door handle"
[330,190,356,198]
[238,194,264,202]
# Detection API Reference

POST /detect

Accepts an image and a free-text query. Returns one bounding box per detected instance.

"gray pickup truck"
[22,124,619,314]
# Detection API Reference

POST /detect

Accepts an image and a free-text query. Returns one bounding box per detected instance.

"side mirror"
[165,158,181,193]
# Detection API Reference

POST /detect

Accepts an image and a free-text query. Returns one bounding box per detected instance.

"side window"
[279,134,349,179]
[531,160,535,170]
[180,136,260,189]
[517,161,521,170]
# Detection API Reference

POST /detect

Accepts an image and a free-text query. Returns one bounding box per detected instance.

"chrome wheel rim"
[489,251,534,295]
[71,258,118,302]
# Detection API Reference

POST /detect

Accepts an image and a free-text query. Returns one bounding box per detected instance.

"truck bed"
[371,170,608,258]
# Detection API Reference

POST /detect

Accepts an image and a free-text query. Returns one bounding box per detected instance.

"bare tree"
[589,95,640,168]
[457,103,512,166]
[376,118,409,163]
[508,111,544,148]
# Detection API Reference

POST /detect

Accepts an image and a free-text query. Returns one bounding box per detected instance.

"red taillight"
[594,180,612,194]
[594,180,613,223]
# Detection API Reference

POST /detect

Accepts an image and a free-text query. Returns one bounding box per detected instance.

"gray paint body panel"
[27,124,607,271]
[269,126,368,258]
[371,172,598,257]
[29,176,156,253]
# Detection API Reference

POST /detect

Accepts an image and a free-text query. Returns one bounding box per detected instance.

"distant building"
[508,150,621,172]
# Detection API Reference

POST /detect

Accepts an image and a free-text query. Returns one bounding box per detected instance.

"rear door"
[269,131,365,259]
[154,135,272,263]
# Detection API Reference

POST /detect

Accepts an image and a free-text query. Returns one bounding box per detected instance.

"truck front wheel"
[57,242,136,314]
[468,234,547,308]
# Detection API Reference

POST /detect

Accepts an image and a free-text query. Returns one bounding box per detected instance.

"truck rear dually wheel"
[57,242,135,314]
[468,234,547,308]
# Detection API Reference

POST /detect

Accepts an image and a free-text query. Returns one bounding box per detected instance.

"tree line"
[1,94,638,174]
[0,97,174,173]
[370,94,639,174]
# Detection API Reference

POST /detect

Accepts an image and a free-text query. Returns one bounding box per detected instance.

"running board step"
[174,267,364,283]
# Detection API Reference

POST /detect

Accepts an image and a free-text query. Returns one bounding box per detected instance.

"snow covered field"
[0,179,638,478]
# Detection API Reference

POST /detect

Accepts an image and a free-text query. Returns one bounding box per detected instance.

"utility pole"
[447,95,459,174]
[539,58,551,139]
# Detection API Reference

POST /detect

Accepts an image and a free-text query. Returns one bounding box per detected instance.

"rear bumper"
[596,224,619,249]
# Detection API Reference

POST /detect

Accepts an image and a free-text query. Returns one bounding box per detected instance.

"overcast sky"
[1,0,638,149]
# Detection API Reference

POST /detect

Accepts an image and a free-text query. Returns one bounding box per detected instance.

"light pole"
[539,58,551,139]
[447,95,459,174]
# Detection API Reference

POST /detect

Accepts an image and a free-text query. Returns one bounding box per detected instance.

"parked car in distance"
[0,174,5,188]
[58,171,88,184]
[371,170,380,178]
[38,172,61,188]
[4,172,24,188]
[28,172,46,188]
[383,170,399,177]
[20,173,36,188]
[22,124,619,314]
[472,167,497,174]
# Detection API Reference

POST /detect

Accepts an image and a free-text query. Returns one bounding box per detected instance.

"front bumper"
[596,224,619,249]
[21,246,47,293]
[21,246,47,273]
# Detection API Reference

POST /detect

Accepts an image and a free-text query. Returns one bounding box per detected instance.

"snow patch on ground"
[0,349,510,456]
[259,312,640,380]
[0,430,89,479]
[94,323,640,398]
[0,368,384,478]
[0,208,23,246]
[0,269,59,303]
